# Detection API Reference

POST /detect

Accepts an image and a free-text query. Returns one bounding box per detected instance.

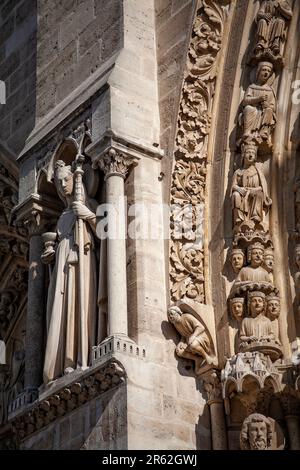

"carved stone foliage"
[240,413,284,450]
[253,0,292,66]
[168,303,217,375]
[170,0,231,303]
[96,148,138,180]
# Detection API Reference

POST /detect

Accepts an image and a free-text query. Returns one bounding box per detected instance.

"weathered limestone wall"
[0,0,37,155]
[36,0,123,121]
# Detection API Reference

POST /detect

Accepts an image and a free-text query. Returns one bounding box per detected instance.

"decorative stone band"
[8,360,126,441]
[169,0,232,304]
[95,148,138,180]
[92,335,146,364]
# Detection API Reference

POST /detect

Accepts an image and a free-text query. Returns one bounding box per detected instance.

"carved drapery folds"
[169,0,231,305]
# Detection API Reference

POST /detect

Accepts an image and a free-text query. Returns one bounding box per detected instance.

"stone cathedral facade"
[0,0,300,451]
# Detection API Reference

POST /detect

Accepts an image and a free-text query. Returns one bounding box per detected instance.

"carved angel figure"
[41,161,98,384]
[239,62,276,145]
[168,306,215,371]
[255,0,292,56]
[231,143,272,233]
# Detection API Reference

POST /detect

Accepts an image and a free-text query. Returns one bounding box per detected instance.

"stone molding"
[169,0,232,304]
[8,360,126,441]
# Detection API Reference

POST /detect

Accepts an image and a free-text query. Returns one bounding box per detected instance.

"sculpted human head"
[248,242,264,267]
[242,142,258,167]
[256,61,273,85]
[266,295,280,321]
[240,414,273,450]
[230,297,244,321]
[248,291,266,317]
[54,160,74,201]
[263,248,274,273]
[168,306,182,324]
[230,248,245,273]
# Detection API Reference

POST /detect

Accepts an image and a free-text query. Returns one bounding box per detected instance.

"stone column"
[97,148,137,337]
[23,213,46,400]
[203,370,228,450]
[281,393,300,450]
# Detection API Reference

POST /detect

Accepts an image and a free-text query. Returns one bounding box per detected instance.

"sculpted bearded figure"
[41,160,98,384]
[255,0,292,56]
[231,143,272,233]
[167,306,215,372]
[239,62,276,145]
[240,413,273,450]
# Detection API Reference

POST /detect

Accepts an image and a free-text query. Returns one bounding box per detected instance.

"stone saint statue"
[167,306,215,371]
[231,143,272,233]
[263,247,274,274]
[240,413,273,450]
[255,0,292,56]
[234,243,273,289]
[230,248,245,273]
[42,160,98,384]
[239,62,276,145]
[239,291,277,348]
[266,294,280,321]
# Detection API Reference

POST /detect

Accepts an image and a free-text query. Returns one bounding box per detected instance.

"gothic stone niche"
[253,0,292,66]
[168,301,217,375]
[240,413,285,450]
[40,123,104,385]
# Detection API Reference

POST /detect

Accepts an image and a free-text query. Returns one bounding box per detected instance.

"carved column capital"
[12,195,60,238]
[96,148,138,180]
[203,369,223,405]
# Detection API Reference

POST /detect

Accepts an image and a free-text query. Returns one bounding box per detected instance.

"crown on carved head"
[264,247,274,257]
[230,297,244,304]
[266,294,280,302]
[247,242,264,261]
[257,61,273,71]
[241,141,258,154]
[248,291,266,300]
[231,248,245,256]
[54,160,72,178]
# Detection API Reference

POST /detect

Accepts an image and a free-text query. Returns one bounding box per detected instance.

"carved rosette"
[97,148,138,180]
[170,0,231,303]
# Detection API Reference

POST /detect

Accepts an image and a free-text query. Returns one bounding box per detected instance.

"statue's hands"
[72,202,95,220]
[234,186,247,197]
[41,249,55,264]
